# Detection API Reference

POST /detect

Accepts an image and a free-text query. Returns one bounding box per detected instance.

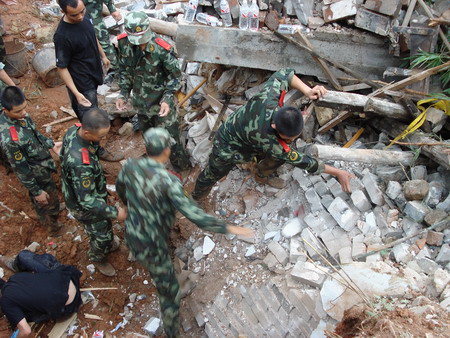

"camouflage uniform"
[117,12,190,171]
[84,0,118,70]
[193,68,326,198]
[0,113,60,229]
[116,128,227,338]
[60,124,117,262]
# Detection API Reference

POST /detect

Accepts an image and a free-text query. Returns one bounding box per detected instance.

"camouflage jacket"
[217,68,325,174]
[0,113,55,196]
[116,157,227,248]
[84,0,116,22]
[117,35,181,112]
[60,125,117,221]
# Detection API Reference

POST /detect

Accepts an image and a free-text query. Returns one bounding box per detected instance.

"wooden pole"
[176,77,207,108]
[416,0,450,51]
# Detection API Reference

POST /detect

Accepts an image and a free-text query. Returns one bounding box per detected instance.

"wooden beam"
[369,61,450,97]
[318,111,353,135]
[371,118,450,169]
[317,90,410,121]
[401,0,417,27]
[307,144,415,166]
[48,313,77,338]
[295,31,343,91]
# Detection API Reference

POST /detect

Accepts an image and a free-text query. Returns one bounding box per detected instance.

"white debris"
[203,236,216,255]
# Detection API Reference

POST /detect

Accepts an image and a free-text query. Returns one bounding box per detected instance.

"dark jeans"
[67,87,98,122]
[14,250,62,273]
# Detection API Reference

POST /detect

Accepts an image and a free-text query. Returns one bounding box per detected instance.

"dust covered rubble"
[175,141,450,335]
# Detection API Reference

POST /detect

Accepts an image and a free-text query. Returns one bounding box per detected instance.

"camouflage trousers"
[138,103,190,172]
[193,139,284,199]
[127,236,180,338]
[93,18,118,70]
[29,167,60,230]
[78,217,113,262]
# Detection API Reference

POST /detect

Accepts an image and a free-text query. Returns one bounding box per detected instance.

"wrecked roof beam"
[175,24,402,80]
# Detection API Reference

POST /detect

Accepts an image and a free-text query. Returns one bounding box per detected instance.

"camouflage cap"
[143,128,175,156]
[124,12,154,45]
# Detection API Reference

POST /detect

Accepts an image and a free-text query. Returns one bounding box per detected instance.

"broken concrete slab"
[176,24,402,80]
[355,7,391,36]
[363,0,401,16]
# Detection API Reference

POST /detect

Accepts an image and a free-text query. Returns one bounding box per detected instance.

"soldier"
[0,86,63,234]
[116,128,254,337]
[115,11,190,173]
[192,68,354,200]
[84,0,122,77]
[60,108,126,276]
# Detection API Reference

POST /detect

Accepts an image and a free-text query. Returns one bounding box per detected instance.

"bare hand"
[102,56,111,72]
[336,169,355,193]
[227,225,255,239]
[306,85,327,100]
[51,142,62,155]
[116,98,127,111]
[111,10,122,21]
[116,206,127,221]
[159,102,170,117]
[35,191,50,205]
[76,93,92,107]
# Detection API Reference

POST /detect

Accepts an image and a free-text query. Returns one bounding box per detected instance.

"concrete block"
[268,241,289,265]
[292,168,312,190]
[362,173,384,206]
[339,246,353,264]
[290,237,305,263]
[351,241,366,260]
[292,0,314,25]
[404,180,430,201]
[321,194,334,209]
[365,252,382,263]
[323,0,357,23]
[144,317,162,335]
[416,257,440,275]
[327,178,348,200]
[437,193,450,212]
[314,181,330,197]
[404,201,430,223]
[328,197,359,231]
[263,253,279,271]
[392,242,413,264]
[305,211,337,233]
[424,209,448,227]
[424,181,444,208]
[426,231,444,246]
[355,7,390,36]
[363,0,401,16]
[305,188,324,212]
[411,165,427,181]
[386,181,402,200]
[436,244,450,264]
[351,190,371,212]
[301,228,326,260]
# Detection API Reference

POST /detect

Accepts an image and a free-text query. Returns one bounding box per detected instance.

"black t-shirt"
[0,266,82,327]
[53,14,103,91]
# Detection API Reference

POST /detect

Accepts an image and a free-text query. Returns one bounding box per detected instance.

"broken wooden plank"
[392,26,436,36]
[295,31,343,91]
[401,0,417,27]
[80,287,118,291]
[307,144,415,166]
[43,116,77,127]
[369,61,450,97]
[84,314,103,320]
[177,77,207,108]
[317,111,353,135]
[316,90,410,121]
[371,118,450,169]
[343,127,365,148]
[48,313,77,338]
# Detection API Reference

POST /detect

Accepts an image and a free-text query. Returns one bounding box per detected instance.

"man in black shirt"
[54,0,123,162]
[0,251,82,337]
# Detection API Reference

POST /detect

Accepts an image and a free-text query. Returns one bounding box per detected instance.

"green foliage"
[406,50,450,88]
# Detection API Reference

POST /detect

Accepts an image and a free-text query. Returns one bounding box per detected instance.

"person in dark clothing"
[0,250,82,338]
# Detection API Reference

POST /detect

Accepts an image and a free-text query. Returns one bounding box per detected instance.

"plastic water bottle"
[239,0,249,30]
[196,12,223,26]
[219,0,232,27]
[184,0,198,22]
[249,0,259,31]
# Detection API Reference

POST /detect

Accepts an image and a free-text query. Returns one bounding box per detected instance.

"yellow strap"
[385,97,449,149]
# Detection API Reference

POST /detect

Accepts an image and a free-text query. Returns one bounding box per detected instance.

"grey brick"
[238,299,259,327]
[292,168,312,190]
[213,294,229,311]
[352,241,367,260]
[404,201,430,223]
[288,308,310,337]
[204,311,229,338]
[305,188,324,212]
[210,303,231,331]
[339,246,353,264]
[263,252,279,271]
[305,211,337,233]
[314,181,330,196]
[328,197,359,231]
[351,189,371,212]
[271,284,294,313]
[268,241,289,265]
[276,303,290,328]
[261,284,281,312]
[327,177,348,200]
[227,310,255,338]
[321,194,334,209]
[246,288,271,329]
[301,227,326,260]
[289,288,321,322]
[362,173,385,206]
